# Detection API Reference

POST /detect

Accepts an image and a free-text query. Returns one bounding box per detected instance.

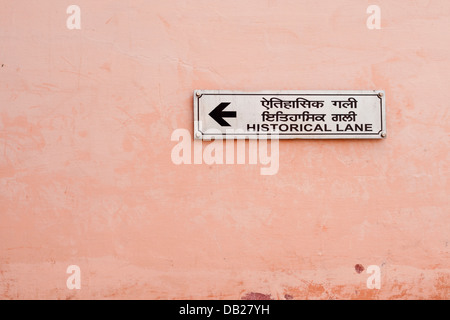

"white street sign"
[194,90,386,139]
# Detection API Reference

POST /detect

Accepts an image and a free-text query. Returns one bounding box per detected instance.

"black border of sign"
[196,93,383,136]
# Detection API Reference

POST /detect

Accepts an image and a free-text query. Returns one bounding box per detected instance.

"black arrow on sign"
[208,102,237,127]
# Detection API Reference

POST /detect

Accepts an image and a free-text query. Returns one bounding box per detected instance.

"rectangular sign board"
[194,90,386,139]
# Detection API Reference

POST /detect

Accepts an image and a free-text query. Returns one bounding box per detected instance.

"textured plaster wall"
[0,0,449,299]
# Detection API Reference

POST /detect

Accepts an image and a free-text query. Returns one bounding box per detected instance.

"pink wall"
[0,0,448,299]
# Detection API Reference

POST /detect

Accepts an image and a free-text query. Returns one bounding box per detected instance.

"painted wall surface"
[0,0,449,299]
